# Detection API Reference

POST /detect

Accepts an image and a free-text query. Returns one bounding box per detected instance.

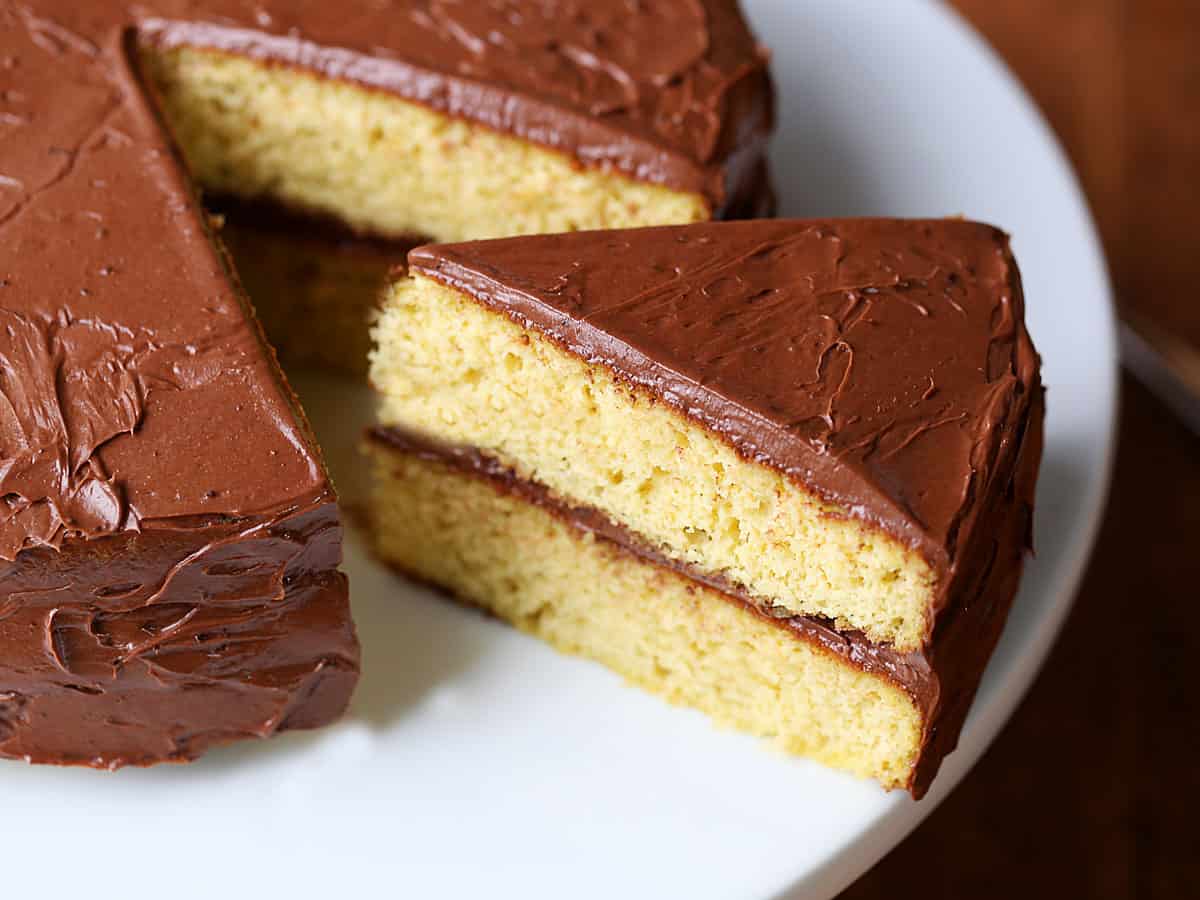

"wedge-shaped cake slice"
[0,2,358,765]
[372,219,1043,651]
[369,219,1044,793]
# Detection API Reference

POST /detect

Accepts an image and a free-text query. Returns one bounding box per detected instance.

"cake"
[1,0,771,765]
[4,0,1037,794]
[368,218,1045,794]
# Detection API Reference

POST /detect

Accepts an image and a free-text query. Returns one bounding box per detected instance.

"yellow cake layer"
[144,47,710,244]
[371,275,935,651]
[369,439,924,789]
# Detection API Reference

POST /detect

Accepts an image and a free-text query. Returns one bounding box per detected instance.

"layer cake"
[2,0,772,765]
[369,218,1045,794]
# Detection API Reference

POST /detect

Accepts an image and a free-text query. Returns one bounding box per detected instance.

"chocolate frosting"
[1,2,335,558]
[407,219,1043,645]
[370,394,1044,797]
[137,0,774,213]
[1,1,360,763]
[0,503,359,765]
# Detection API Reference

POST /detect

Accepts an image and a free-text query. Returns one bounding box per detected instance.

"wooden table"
[841,3,1200,897]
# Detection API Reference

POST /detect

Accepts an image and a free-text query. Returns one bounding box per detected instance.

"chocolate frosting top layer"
[0,2,333,561]
[139,0,774,209]
[408,219,1041,595]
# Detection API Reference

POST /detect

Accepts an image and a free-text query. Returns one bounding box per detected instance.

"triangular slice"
[368,218,1044,793]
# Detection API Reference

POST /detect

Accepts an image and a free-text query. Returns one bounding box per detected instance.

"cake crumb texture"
[145,47,711,244]
[371,274,936,651]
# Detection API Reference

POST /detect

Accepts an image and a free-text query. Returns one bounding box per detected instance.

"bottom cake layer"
[367,432,927,791]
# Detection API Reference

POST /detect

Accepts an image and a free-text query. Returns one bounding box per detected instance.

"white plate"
[2,1,1116,897]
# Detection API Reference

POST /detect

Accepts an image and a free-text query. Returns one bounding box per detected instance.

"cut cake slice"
[368,218,1045,793]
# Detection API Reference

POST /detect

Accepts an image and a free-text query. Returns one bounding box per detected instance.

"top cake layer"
[408,218,1039,570]
[387,219,1042,649]
[0,2,331,558]
[138,0,773,213]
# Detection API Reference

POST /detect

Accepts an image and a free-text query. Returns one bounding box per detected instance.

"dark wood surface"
[841,3,1200,897]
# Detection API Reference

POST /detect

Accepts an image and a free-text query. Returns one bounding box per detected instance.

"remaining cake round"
[0,0,773,766]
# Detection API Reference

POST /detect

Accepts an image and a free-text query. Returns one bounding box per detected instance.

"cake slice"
[0,2,358,765]
[368,219,1044,793]
[371,219,1043,652]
